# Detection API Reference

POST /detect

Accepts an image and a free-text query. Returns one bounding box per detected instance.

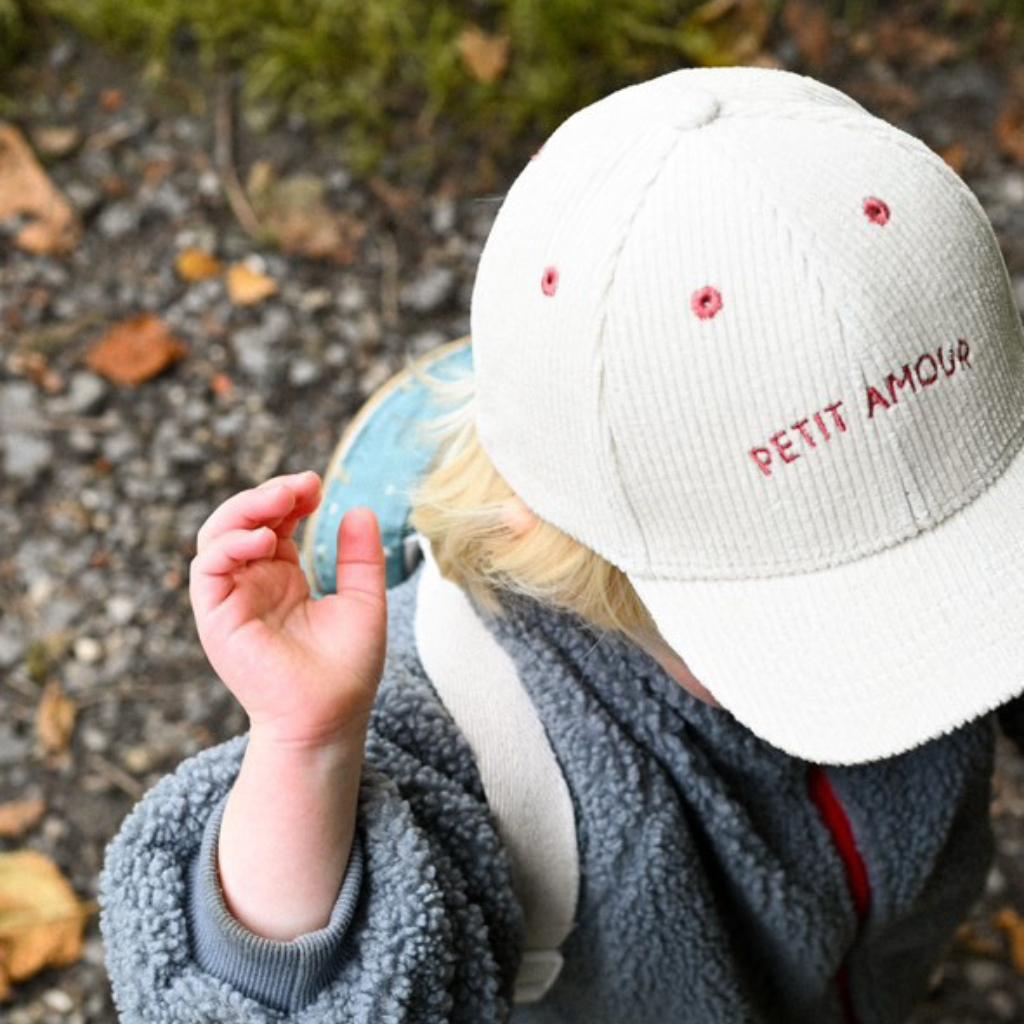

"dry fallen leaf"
[873,16,960,68]
[99,88,123,112]
[0,122,81,256]
[457,25,511,84]
[0,850,92,1001]
[996,69,1024,167]
[175,248,223,282]
[0,801,46,840]
[368,177,420,219]
[994,906,1024,973]
[29,126,81,159]
[938,141,969,175]
[84,313,188,386]
[227,262,279,306]
[35,681,76,755]
[246,168,368,264]
[954,920,1003,958]
[782,0,832,69]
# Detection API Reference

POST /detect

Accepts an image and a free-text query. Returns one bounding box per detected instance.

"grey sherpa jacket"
[99,556,1002,1024]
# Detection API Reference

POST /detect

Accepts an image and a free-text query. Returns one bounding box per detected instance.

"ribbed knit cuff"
[185,791,365,1014]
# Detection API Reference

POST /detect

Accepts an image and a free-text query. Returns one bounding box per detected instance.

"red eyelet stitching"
[691,285,723,320]
[541,265,559,296]
[862,196,890,225]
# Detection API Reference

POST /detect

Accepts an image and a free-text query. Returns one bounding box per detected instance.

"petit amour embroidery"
[749,338,974,479]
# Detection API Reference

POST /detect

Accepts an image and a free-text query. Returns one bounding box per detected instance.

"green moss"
[3,0,1023,186]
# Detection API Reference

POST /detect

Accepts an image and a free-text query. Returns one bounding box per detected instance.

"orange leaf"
[227,262,279,306]
[84,314,188,386]
[0,850,91,1000]
[0,801,45,840]
[995,906,1024,972]
[938,141,969,175]
[35,681,76,755]
[210,372,234,398]
[99,88,123,112]
[176,248,223,282]
[0,122,81,256]
[996,70,1024,167]
[457,25,510,84]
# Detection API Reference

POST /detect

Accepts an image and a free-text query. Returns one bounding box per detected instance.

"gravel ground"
[2,22,1024,1024]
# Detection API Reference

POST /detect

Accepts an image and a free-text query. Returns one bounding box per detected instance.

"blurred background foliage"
[1,0,1022,182]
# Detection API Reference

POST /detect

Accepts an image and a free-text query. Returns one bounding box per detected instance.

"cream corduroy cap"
[469,65,1024,765]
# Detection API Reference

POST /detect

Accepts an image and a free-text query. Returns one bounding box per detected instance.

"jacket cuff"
[185,791,364,1014]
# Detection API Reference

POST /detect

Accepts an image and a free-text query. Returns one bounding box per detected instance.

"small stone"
[102,431,139,462]
[964,958,1002,989]
[42,988,74,1013]
[81,724,108,753]
[1000,172,1024,207]
[430,196,456,235]
[55,371,107,415]
[97,201,141,239]
[336,280,367,313]
[299,287,333,313]
[0,623,25,667]
[988,990,1017,1020]
[64,181,103,217]
[288,358,322,387]
[0,722,30,766]
[122,744,156,774]
[68,428,98,454]
[986,863,1007,896]
[399,265,456,313]
[106,595,136,625]
[4,434,54,483]
[73,636,103,664]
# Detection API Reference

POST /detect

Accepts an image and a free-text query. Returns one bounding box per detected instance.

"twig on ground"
[377,229,401,329]
[213,69,267,241]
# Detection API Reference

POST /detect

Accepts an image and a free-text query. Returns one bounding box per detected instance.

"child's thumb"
[336,506,387,608]
[327,506,388,675]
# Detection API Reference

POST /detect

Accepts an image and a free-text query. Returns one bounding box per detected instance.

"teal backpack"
[299,337,580,1006]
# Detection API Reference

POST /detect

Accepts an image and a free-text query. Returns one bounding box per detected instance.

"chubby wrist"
[247,717,370,764]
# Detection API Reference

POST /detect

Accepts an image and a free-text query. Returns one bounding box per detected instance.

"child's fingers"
[189,526,278,617]
[196,472,320,554]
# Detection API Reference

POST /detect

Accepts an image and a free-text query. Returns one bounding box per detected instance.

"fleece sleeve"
[98,651,526,1023]
[184,789,366,1013]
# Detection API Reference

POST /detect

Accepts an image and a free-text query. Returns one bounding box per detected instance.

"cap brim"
[628,436,1024,765]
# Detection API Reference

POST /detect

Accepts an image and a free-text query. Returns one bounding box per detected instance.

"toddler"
[99,65,1024,1024]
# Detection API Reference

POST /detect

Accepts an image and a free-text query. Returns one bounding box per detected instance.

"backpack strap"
[411,533,580,1005]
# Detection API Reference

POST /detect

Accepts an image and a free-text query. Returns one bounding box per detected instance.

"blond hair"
[405,351,660,649]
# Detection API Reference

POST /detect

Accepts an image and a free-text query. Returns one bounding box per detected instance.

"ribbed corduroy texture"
[469,64,1024,763]
[472,64,1024,577]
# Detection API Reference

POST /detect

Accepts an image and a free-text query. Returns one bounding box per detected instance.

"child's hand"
[188,470,387,750]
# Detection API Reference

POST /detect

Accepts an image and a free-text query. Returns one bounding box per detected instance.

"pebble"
[0,622,26,667]
[288,357,322,387]
[73,636,103,664]
[230,306,293,379]
[106,594,136,625]
[399,264,456,313]
[431,196,457,235]
[5,434,55,484]
[97,201,142,239]
[336,279,367,312]
[52,371,107,415]
[965,959,1002,989]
